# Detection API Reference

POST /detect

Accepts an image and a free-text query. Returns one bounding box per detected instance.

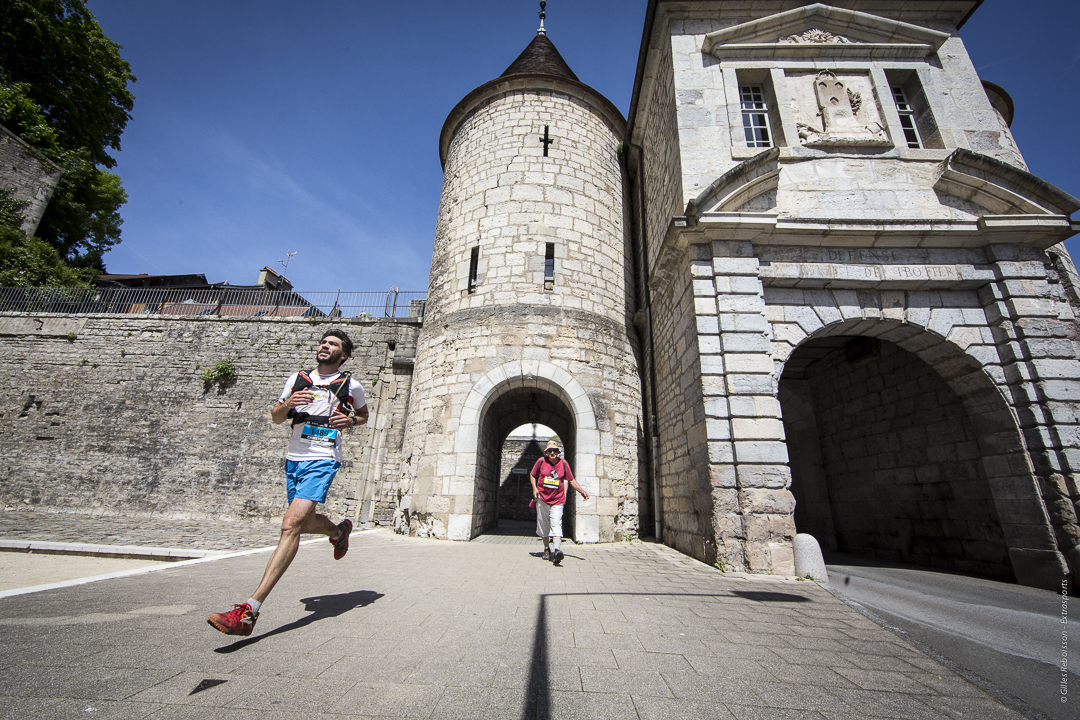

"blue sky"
[88,1,1079,292]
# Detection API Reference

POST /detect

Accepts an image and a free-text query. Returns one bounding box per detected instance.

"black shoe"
[553,549,564,565]
[542,548,551,561]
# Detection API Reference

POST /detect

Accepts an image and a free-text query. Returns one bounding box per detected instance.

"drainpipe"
[629,141,663,543]
[627,1,663,542]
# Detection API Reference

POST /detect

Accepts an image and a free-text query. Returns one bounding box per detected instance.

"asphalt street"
[826,553,1073,720]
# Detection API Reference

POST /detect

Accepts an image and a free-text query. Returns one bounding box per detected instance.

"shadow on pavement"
[214,589,383,653]
[731,590,812,602]
[528,551,584,564]
[523,589,818,719]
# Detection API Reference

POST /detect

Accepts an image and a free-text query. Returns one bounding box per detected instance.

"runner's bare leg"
[251,498,338,603]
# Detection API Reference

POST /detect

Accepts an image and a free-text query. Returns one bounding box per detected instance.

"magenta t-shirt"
[532,457,574,505]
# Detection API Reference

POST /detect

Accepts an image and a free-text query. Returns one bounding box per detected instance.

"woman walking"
[530,440,589,565]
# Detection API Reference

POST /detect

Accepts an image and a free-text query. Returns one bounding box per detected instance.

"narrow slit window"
[892,85,922,148]
[468,246,479,294]
[544,243,555,290]
[740,86,772,148]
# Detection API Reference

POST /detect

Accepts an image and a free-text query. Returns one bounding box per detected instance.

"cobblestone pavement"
[0,510,285,552]
[0,529,1026,720]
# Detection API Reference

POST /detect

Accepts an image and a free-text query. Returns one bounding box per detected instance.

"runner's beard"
[317,348,344,367]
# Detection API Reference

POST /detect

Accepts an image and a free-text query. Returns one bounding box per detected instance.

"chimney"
[258,266,292,291]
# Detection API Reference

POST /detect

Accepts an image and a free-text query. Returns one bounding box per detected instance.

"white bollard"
[793,533,829,584]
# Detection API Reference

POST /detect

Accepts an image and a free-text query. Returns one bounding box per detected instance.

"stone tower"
[396,24,644,542]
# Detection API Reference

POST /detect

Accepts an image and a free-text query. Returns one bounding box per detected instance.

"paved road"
[826,553,1073,720]
[0,529,1027,719]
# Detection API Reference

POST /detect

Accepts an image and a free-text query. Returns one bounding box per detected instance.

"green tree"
[0,188,87,286]
[0,0,135,269]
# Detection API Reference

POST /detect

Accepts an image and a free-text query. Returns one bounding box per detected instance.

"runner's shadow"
[214,589,383,653]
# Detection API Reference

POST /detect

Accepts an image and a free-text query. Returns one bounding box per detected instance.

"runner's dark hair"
[321,329,353,357]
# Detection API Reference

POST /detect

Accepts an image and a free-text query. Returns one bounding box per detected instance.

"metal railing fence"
[0,287,426,320]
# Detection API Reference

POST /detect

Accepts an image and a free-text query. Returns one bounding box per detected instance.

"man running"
[530,440,588,565]
[208,329,369,636]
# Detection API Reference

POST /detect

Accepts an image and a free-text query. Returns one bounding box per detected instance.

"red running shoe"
[331,518,353,560]
[207,603,258,636]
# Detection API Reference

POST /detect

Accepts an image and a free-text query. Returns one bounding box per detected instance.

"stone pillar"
[982,243,1080,586]
[701,240,796,573]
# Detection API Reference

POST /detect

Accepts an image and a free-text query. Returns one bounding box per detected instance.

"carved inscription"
[759,262,968,285]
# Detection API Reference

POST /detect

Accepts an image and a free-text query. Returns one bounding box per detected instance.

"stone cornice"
[649,211,1076,296]
[934,149,1080,217]
[702,3,950,60]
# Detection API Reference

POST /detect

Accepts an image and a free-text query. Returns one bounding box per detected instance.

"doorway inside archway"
[498,424,559,523]
[472,384,576,539]
[779,334,1015,581]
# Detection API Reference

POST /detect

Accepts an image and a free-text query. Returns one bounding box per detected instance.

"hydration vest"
[287,369,354,427]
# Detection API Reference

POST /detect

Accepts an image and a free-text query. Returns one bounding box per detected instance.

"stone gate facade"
[626,0,1080,589]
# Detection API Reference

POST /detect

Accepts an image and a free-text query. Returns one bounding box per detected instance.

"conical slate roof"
[440,28,624,168]
[500,33,579,82]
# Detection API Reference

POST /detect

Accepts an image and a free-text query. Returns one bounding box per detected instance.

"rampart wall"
[0,313,420,523]
[0,125,62,237]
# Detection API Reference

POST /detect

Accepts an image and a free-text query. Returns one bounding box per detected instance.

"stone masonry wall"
[0,313,419,522]
[498,438,545,522]
[649,245,717,564]
[698,241,796,574]
[757,242,1080,587]
[401,306,643,542]
[632,22,684,274]
[401,76,642,543]
[429,88,627,324]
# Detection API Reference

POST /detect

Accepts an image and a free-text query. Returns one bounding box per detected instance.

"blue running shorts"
[285,459,341,504]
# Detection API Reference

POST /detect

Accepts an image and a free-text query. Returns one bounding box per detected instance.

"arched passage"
[776,320,1059,586]
[454,361,600,540]
[477,386,576,536]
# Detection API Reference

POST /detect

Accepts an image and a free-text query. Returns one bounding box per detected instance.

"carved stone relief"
[791,71,891,147]
[779,28,854,44]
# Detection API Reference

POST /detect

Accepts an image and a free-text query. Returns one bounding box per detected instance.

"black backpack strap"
[288,369,315,425]
[327,371,353,410]
[292,370,313,392]
[289,370,352,427]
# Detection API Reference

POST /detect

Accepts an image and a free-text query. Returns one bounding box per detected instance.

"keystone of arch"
[455,361,598,456]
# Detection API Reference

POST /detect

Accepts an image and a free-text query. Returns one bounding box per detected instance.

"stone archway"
[452,361,601,541]
[477,387,576,536]
[775,319,1062,587]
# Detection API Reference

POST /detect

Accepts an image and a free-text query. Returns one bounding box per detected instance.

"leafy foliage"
[0,0,135,268]
[202,359,239,387]
[0,224,90,286]
[0,187,88,286]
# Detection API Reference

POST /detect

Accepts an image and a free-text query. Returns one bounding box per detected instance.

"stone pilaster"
[703,240,795,574]
[982,244,1080,582]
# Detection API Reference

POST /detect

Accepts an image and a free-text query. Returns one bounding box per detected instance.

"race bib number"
[543,475,560,488]
[301,424,338,444]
